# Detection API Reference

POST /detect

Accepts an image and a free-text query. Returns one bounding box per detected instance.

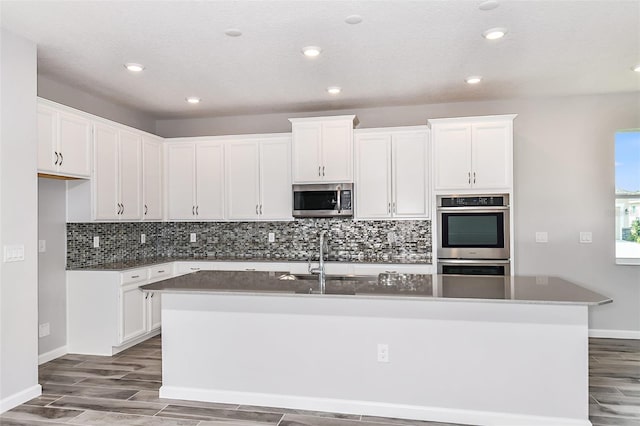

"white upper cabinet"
[37,101,91,178]
[167,144,196,220]
[196,142,225,220]
[93,124,142,221]
[355,128,429,219]
[430,115,516,192]
[290,115,356,183]
[166,141,225,220]
[225,136,292,221]
[142,137,163,220]
[259,137,292,220]
[118,130,143,220]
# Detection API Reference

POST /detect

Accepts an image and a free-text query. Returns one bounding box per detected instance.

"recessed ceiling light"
[302,46,322,58]
[124,63,145,72]
[633,64,640,72]
[327,86,341,95]
[483,27,507,40]
[345,15,363,24]
[185,97,201,104]
[225,28,242,37]
[465,76,482,84]
[478,0,499,11]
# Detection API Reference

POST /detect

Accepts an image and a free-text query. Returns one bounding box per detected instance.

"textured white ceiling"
[1,1,638,119]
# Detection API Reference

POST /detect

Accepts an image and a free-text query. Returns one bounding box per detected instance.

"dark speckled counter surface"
[140,270,611,305]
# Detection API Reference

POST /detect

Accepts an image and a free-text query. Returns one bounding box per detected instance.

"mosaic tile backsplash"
[66,219,432,268]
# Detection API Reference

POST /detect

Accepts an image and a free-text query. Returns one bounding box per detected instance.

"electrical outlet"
[141,233,146,244]
[38,323,50,338]
[535,232,548,243]
[93,236,99,248]
[387,232,396,244]
[377,343,389,363]
[268,232,275,243]
[580,231,592,244]
[4,245,25,262]
[38,240,46,253]
[190,233,197,243]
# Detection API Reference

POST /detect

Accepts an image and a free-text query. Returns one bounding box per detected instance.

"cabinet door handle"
[59,152,63,166]
[117,203,121,215]
[388,202,391,214]
[256,204,259,215]
[157,270,165,273]
[54,151,59,166]
[190,267,200,271]
[192,206,195,215]
[468,172,471,184]
[473,172,476,184]
[322,166,325,176]
[150,293,154,298]
[196,205,199,215]
[318,166,321,177]
[131,275,140,279]
[144,204,148,215]
[393,201,397,214]
[259,204,263,215]
[145,293,149,300]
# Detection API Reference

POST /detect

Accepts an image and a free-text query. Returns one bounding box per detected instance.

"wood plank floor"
[1,336,638,425]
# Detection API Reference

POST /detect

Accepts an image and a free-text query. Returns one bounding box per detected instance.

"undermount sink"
[278,273,377,282]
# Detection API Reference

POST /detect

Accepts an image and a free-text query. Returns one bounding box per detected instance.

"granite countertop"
[67,256,430,271]
[140,270,612,306]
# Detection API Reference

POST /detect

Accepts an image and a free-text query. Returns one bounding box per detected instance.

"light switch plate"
[579,231,593,244]
[190,233,197,243]
[535,232,548,243]
[38,322,50,338]
[268,232,275,243]
[38,240,46,253]
[141,233,146,244]
[93,236,100,248]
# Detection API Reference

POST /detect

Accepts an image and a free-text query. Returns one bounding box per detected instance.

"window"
[615,130,640,264]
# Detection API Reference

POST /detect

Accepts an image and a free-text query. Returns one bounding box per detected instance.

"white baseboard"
[589,329,640,340]
[0,384,42,414]
[38,345,67,365]
[160,385,591,426]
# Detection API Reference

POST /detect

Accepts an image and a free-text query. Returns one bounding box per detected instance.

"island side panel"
[160,293,589,426]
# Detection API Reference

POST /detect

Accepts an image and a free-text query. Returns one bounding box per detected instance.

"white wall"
[0,29,41,411]
[37,178,67,356]
[38,75,156,134]
[156,92,640,335]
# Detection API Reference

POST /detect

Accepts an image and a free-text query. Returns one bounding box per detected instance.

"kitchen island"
[142,271,610,426]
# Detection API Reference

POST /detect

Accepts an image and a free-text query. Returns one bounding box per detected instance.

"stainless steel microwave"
[292,183,353,218]
[437,194,510,260]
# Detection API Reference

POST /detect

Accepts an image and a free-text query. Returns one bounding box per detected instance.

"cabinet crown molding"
[427,114,517,127]
[289,115,359,126]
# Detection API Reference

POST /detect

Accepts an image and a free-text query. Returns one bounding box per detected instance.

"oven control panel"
[439,195,508,207]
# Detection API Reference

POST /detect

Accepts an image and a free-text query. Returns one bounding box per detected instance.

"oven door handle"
[438,259,511,265]
[336,186,341,213]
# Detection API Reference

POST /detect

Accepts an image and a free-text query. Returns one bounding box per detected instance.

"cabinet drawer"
[150,263,172,279]
[121,268,149,285]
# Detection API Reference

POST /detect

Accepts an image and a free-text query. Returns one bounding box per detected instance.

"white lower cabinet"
[120,283,147,343]
[67,265,171,356]
[148,291,162,331]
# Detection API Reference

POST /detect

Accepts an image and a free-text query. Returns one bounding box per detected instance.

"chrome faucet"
[308,231,327,293]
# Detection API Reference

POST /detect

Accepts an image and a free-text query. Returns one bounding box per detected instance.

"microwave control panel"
[341,190,352,209]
